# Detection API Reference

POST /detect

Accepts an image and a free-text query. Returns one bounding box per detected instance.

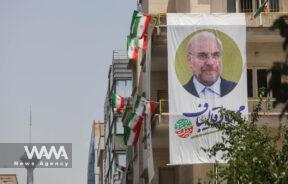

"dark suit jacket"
[183,77,237,97]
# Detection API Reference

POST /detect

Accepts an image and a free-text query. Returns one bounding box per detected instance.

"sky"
[0,0,136,183]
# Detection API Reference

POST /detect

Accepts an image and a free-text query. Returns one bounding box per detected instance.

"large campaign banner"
[167,14,248,164]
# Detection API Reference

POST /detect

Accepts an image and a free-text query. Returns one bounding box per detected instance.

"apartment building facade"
[103,50,133,184]
[87,121,104,184]
[123,0,288,184]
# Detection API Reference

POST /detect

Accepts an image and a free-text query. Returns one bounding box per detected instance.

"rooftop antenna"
[20,105,38,184]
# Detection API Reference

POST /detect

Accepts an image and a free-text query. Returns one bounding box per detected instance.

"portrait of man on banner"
[168,13,247,164]
[183,31,237,98]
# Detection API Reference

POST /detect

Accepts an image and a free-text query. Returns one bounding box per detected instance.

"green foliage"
[268,15,288,119]
[202,90,288,184]
[200,16,288,184]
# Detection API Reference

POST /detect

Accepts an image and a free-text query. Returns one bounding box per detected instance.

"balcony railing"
[155,12,288,29]
[240,0,280,13]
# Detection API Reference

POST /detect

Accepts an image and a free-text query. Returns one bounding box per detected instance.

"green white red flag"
[125,112,144,131]
[253,0,269,18]
[123,123,143,146]
[123,96,157,146]
[123,126,130,145]
[134,96,156,115]
[145,100,156,115]
[134,95,146,116]
[123,110,144,146]
[127,35,147,61]
[111,92,125,113]
[130,10,151,38]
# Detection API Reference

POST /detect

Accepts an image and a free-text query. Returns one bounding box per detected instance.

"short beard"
[194,74,219,86]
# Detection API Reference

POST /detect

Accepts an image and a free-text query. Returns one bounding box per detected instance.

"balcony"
[155,12,287,28]
[245,12,288,27]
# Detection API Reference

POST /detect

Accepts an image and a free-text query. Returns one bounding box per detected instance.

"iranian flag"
[126,112,144,131]
[127,35,147,61]
[111,92,125,113]
[145,100,156,115]
[124,124,143,146]
[128,120,143,146]
[123,110,144,146]
[134,95,146,116]
[253,0,269,18]
[127,129,140,146]
[130,10,151,38]
[123,126,131,145]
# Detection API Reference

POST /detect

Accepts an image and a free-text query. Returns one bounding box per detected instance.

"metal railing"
[240,0,280,13]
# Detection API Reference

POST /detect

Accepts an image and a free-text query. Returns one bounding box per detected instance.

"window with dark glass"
[257,69,268,95]
[247,69,253,97]
[240,0,253,12]
[227,0,236,12]
[271,69,281,97]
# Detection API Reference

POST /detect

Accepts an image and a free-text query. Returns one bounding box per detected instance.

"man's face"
[187,35,222,86]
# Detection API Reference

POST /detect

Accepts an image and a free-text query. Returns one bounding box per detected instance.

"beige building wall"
[0,175,18,184]
[247,42,285,67]
[175,0,190,13]
[151,71,168,100]
[153,148,169,183]
[210,0,227,13]
[142,0,288,14]
[142,0,176,14]
[94,121,105,184]
[281,0,288,11]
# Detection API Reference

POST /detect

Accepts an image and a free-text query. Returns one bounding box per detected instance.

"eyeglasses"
[189,51,221,61]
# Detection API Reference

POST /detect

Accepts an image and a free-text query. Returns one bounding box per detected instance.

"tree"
[202,90,288,184]
[200,16,288,183]
[269,15,288,119]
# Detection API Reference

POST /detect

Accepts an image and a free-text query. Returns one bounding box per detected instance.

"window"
[240,0,253,12]
[116,154,126,167]
[113,153,126,180]
[269,0,280,12]
[247,68,281,98]
[227,0,236,12]
[115,80,132,97]
[271,69,282,98]
[247,68,269,97]
[257,69,268,90]
[247,69,253,97]
[115,117,124,134]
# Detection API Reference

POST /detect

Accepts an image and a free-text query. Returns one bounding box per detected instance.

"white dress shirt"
[193,77,221,98]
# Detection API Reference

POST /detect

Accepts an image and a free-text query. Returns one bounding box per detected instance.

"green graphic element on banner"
[175,119,193,138]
